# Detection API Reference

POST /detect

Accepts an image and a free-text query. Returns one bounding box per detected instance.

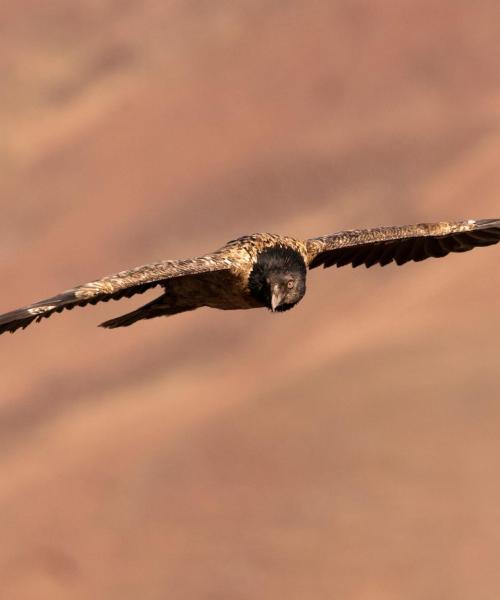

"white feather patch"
[28,305,55,315]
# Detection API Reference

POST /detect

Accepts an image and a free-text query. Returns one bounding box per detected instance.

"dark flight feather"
[0,255,232,335]
[306,219,500,269]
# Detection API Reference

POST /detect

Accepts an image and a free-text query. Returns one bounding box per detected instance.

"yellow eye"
[287,280,295,289]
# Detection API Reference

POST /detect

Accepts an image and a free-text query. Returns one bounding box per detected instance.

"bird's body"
[100,234,308,327]
[1,219,500,335]
[197,232,308,311]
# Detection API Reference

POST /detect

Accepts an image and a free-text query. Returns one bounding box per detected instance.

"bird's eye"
[287,280,295,289]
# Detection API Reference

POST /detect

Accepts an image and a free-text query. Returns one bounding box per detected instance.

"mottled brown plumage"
[1,218,499,335]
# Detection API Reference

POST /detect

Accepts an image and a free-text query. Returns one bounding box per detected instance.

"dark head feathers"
[258,245,307,273]
[248,246,307,311]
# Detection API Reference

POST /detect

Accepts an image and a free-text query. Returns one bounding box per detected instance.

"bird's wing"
[306,219,500,269]
[0,253,233,335]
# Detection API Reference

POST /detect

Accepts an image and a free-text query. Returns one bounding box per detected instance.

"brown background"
[1,2,500,598]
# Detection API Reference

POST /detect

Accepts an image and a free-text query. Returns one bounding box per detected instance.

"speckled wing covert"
[306,219,500,269]
[0,254,233,335]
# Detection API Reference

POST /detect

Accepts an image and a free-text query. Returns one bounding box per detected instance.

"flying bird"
[1,218,499,335]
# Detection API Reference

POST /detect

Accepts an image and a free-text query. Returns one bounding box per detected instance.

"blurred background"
[1,1,500,598]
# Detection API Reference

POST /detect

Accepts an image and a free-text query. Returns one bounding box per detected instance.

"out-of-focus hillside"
[1,2,500,598]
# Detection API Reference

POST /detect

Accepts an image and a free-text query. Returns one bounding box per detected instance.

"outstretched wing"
[0,254,232,335]
[306,219,500,270]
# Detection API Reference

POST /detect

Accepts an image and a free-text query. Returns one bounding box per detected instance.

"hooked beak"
[271,283,285,312]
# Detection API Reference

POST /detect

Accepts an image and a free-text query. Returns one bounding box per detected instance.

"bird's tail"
[99,297,195,329]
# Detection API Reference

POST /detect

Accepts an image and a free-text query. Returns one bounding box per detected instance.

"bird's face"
[265,271,306,312]
[248,245,307,312]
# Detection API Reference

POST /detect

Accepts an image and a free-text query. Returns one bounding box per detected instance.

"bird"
[1,218,499,336]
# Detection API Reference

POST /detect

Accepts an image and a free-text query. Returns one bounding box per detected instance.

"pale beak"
[271,283,285,312]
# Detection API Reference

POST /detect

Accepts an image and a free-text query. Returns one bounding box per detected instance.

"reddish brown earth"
[1,2,500,598]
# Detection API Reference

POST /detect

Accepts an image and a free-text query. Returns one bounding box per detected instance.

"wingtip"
[475,218,500,228]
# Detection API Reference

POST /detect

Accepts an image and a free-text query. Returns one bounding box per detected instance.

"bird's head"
[248,246,307,312]
[266,271,306,312]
